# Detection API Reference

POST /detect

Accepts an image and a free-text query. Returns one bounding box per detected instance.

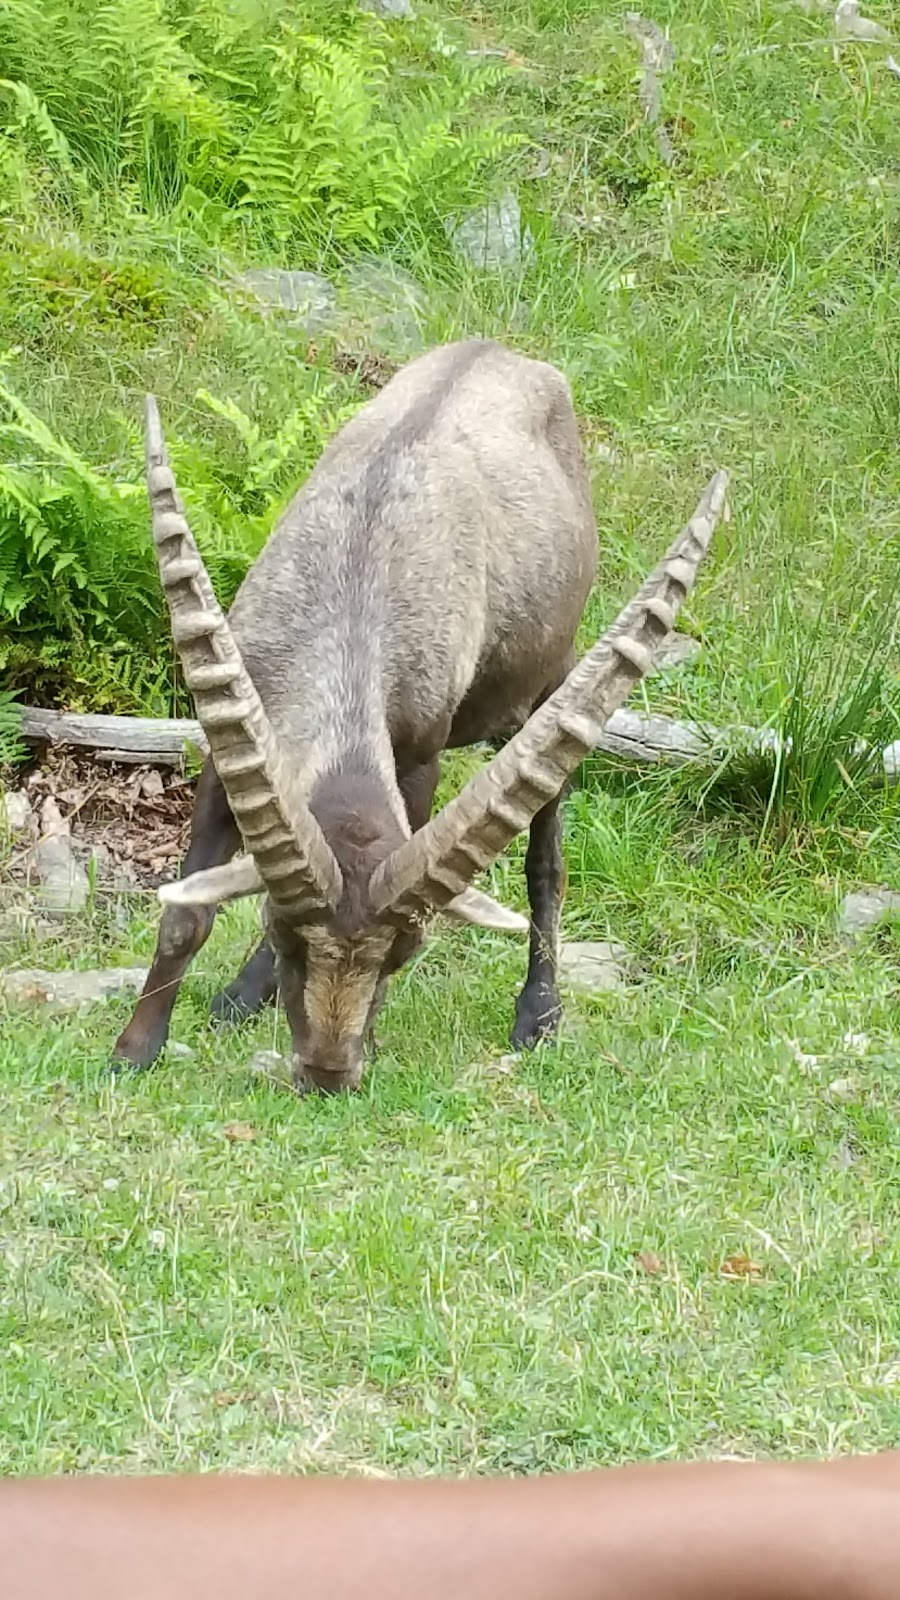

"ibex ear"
[443,887,529,933]
[158,856,264,908]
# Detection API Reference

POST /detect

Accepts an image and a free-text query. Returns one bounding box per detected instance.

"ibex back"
[113,339,726,1092]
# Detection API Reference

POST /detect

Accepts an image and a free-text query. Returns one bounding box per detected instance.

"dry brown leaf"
[222,1121,257,1143]
[720,1253,763,1280]
[635,1250,665,1276]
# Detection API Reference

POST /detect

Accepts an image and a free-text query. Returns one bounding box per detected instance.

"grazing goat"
[4,1454,900,1599]
[113,339,726,1092]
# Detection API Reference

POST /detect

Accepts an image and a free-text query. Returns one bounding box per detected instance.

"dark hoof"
[292,1067,360,1097]
[209,986,255,1027]
[108,1049,159,1078]
[510,992,562,1052]
[110,1022,165,1075]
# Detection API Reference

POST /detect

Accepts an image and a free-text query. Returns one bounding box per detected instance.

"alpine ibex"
[113,339,726,1092]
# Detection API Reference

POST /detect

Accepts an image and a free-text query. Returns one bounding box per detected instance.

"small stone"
[0,966,149,1010]
[558,940,631,995]
[882,740,900,782]
[138,769,165,801]
[834,0,890,41]
[834,1136,859,1169]
[360,0,415,15]
[238,269,337,333]
[168,1042,195,1059]
[838,887,900,938]
[0,790,34,837]
[827,1075,860,1101]
[103,1177,120,1192]
[248,1050,284,1077]
[30,834,90,917]
[148,1228,166,1250]
[447,191,535,272]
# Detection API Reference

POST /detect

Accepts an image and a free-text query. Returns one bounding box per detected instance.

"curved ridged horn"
[370,470,728,923]
[145,397,342,918]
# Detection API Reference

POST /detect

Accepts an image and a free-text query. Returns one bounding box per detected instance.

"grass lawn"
[2,0,900,1475]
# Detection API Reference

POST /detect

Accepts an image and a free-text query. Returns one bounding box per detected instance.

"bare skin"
[4,1455,900,1600]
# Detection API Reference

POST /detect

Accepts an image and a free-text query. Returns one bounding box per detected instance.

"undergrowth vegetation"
[2,0,900,1476]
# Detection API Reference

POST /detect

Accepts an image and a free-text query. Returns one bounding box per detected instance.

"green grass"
[3,0,900,1475]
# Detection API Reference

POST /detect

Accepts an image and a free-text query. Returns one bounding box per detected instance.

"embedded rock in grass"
[0,966,149,1010]
[838,888,900,938]
[558,940,631,995]
[340,260,430,357]
[360,0,415,15]
[446,191,535,272]
[238,269,337,333]
[834,0,890,41]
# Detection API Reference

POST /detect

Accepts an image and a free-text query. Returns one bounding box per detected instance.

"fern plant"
[0,0,522,257]
[0,689,24,766]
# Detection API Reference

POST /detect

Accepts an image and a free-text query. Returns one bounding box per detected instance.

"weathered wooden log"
[20,705,717,770]
[20,709,209,767]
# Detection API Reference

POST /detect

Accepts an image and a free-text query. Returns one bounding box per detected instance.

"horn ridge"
[145,396,342,917]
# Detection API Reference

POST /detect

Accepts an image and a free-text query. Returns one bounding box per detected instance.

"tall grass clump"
[703,577,900,844]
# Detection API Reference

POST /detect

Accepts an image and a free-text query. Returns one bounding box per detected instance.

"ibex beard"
[112,339,727,1094]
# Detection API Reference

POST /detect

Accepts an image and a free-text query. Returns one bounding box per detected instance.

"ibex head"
[146,397,727,1093]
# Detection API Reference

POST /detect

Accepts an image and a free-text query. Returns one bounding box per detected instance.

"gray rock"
[248,1049,285,1078]
[168,1041,195,1059]
[559,940,631,995]
[238,269,337,333]
[0,790,34,837]
[882,740,900,782]
[0,966,149,1010]
[447,191,535,272]
[31,834,90,917]
[360,0,415,15]
[838,887,900,938]
[340,259,430,356]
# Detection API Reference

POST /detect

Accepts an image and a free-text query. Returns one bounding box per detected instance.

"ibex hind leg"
[113,759,240,1071]
[510,783,567,1050]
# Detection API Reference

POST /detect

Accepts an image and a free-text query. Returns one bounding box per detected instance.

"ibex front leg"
[209,941,277,1027]
[113,759,240,1070]
[510,784,567,1050]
